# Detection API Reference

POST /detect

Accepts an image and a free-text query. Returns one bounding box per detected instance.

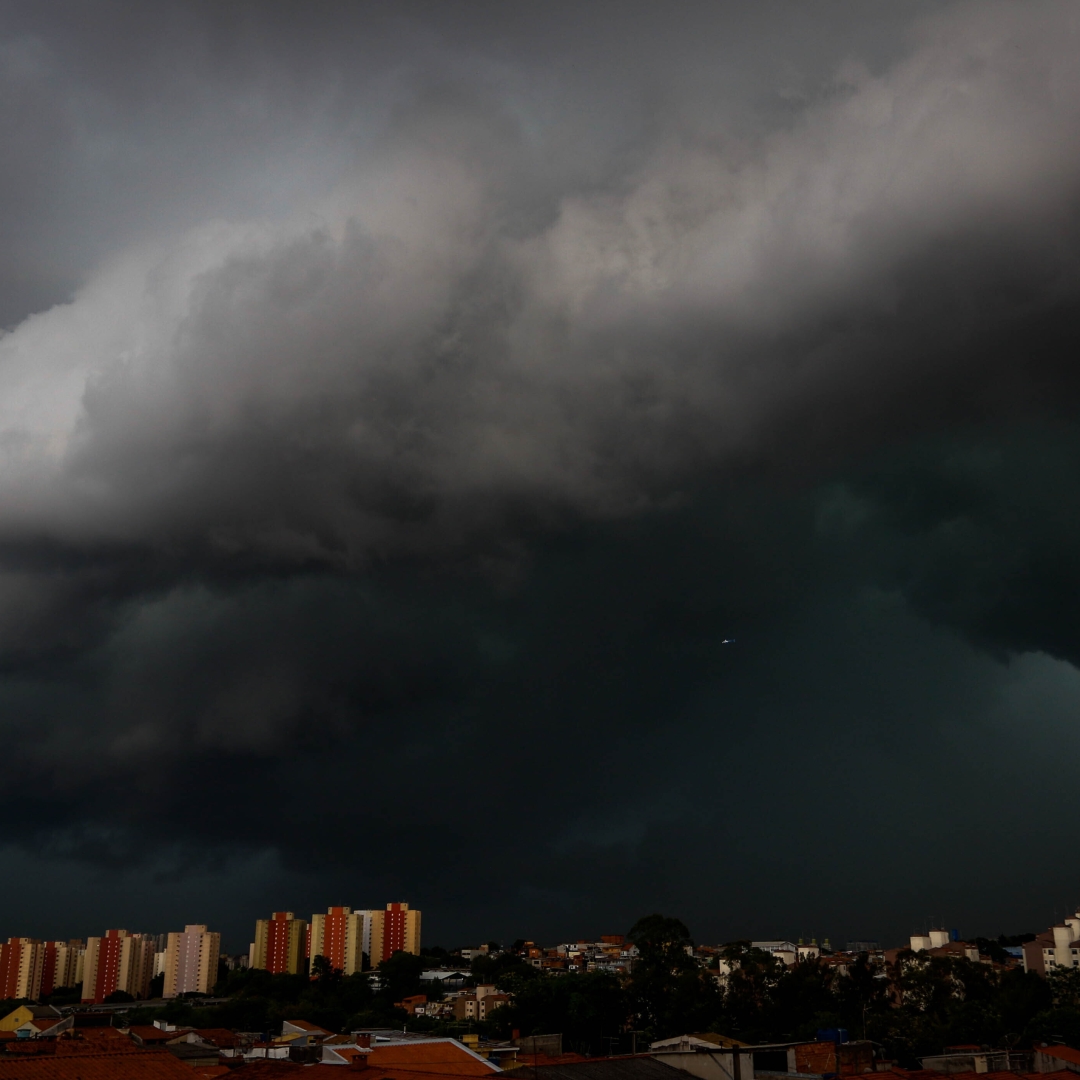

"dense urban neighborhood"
[2,903,1080,1079]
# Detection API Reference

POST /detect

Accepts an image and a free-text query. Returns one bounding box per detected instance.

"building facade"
[40,940,82,998]
[0,939,43,1001]
[368,903,421,965]
[163,924,221,998]
[309,907,369,975]
[1023,912,1080,976]
[251,911,308,975]
[81,930,154,1004]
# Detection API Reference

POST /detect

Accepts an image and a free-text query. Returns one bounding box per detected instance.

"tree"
[626,914,720,1041]
[717,942,785,1042]
[471,950,540,987]
[311,954,343,984]
[378,950,426,1006]
[1050,967,1080,1009]
[496,971,628,1054]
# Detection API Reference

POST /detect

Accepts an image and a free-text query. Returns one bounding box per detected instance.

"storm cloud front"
[1,0,1080,950]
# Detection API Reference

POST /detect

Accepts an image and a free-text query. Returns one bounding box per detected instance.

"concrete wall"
[652,1049,754,1080]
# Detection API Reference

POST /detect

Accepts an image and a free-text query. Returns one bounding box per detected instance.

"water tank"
[1053,925,1072,950]
[929,929,950,948]
[910,935,932,952]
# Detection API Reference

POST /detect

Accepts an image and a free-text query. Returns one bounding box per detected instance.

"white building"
[163,925,221,998]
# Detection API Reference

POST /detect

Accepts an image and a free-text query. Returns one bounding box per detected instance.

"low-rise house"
[1023,913,1080,976]
[452,984,510,1022]
[3,1008,71,1040]
[1035,1047,1080,1074]
[127,1025,187,1046]
[281,1019,334,1044]
[191,1028,238,1050]
[324,1036,501,1074]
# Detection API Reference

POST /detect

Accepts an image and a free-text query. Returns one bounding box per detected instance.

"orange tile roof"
[365,1041,498,1075]
[213,1065,301,1078]
[0,1048,195,1078]
[235,1067,509,1075]
[27,1023,63,1036]
[358,1071,509,1080]
[884,1072,1075,1080]
[128,1025,186,1043]
[1040,1048,1080,1067]
[518,1055,589,1067]
[12,1031,142,1057]
[283,1020,331,1034]
[147,1069,504,1080]
[193,1028,240,1048]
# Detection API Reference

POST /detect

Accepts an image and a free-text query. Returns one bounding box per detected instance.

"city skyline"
[1,898,1076,962]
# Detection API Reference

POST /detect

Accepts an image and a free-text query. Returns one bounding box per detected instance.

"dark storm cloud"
[0,0,1079,946]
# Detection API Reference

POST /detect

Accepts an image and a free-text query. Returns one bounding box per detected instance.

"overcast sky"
[2,0,1080,953]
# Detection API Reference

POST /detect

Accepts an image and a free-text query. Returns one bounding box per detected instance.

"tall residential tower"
[163,924,221,998]
[251,912,308,975]
[368,903,421,965]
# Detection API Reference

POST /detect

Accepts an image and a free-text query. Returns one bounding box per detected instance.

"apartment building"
[163,924,221,998]
[310,907,370,975]
[369,903,421,965]
[251,911,308,975]
[1023,910,1080,975]
[0,939,43,1001]
[40,940,82,997]
[451,984,510,1021]
[81,930,155,1003]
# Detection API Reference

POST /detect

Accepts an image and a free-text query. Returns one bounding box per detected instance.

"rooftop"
[0,1048,194,1079]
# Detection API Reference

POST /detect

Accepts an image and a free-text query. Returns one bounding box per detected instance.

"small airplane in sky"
[721,638,734,644]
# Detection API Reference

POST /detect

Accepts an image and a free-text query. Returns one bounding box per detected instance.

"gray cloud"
[0,3,1077,566]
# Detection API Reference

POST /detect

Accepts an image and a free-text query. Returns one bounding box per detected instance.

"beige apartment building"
[309,907,369,976]
[368,903,421,965]
[81,930,155,1004]
[251,912,308,975]
[163,924,221,998]
[45,941,82,994]
[0,938,80,1002]
[0,939,43,1003]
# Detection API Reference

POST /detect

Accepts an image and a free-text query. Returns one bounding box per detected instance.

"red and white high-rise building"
[309,907,370,975]
[0,938,43,1001]
[368,903,421,965]
[81,930,154,1004]
[250,912,308,975]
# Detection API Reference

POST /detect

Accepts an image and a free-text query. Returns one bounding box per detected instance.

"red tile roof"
[194,1029,240,1049]
[0,1048,195,1078]
[884,1071,1075,1080]
[211,1065,300,1078]
[128,1025,185,1043]
[364,1041,498,1075]
[224,1067,511,1080]
[4,1031,143,1058]
[327,1071,512,1080]
[518,1055,589,1067]
[1040,1048,1080,1067]
[283,1020,331,1034]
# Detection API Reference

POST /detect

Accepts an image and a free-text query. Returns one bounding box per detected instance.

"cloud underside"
[0,0,1079,942]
